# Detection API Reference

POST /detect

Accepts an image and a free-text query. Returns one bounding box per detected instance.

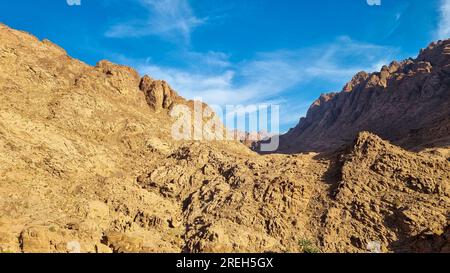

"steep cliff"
[275,40,450,153]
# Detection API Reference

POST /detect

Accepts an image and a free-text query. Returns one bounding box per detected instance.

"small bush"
[299,239,320,253]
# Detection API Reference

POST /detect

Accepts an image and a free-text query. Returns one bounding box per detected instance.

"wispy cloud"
[134,37,395,103]
[437,0,450,39]
[115,37,397,129]
[138,64,238,104]
[105,0,204,42]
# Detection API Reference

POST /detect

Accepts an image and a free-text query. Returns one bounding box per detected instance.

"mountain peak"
[271,39,450,154]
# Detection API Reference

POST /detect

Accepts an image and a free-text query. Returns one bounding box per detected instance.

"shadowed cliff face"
[272,40,450,154]
[0,23,449,253]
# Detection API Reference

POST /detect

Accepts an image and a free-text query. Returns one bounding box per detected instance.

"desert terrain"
[0,24,448,253]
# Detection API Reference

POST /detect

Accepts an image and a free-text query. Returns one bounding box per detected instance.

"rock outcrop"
[320,132,450,252]
[139,75,181,111]
[272,40,450,153]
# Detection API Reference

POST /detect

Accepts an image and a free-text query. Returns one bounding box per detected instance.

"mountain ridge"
[269,39,450,154]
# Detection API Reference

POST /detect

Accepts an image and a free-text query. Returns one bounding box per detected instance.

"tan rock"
[0,23,448,254]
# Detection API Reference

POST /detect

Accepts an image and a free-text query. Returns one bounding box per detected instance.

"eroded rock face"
[135,142,329,253]
[273,40,450,153]
[131,132,449,253]
[319,132,450,253]
[139,75,180,111]
[0,23,448,253]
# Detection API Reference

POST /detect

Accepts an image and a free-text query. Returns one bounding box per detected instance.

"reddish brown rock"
[139,75,180,111]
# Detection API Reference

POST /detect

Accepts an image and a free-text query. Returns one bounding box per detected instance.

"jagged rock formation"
[320,132,449,252]
[139,75,182,111]
[274,40,450,153]
[0,23,448,253]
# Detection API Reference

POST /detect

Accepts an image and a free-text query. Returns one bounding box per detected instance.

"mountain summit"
[272,40,450,154]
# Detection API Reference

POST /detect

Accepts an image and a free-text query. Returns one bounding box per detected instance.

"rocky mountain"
[0,24,448,253]
[273,40,450,154]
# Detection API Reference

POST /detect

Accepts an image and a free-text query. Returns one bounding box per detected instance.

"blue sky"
[1,0,449,132]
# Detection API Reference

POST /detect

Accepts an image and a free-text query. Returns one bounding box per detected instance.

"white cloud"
[66,0,81,6]
[135,37,396,104]
[181,51,231,68]
[437,0,450,39]
[139,64,237,104]
[116,37,397,129]
[105,0,204,41]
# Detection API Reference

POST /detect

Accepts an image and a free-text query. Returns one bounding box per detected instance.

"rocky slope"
[0,24,448,253]
[274,40,450,154]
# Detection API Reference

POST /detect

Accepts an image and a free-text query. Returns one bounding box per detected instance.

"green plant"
[299,239,320,253]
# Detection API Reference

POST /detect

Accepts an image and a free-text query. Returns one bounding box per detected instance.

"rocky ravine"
[0,24,449,253]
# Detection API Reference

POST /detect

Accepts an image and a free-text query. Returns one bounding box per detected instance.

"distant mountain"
[270,40,450,153]
[229,129,274,147]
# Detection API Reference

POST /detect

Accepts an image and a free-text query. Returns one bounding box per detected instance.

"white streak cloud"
[437,0,450,39]
[116,37,397,129]
[134,37,395,104]
[105,0,204,42]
